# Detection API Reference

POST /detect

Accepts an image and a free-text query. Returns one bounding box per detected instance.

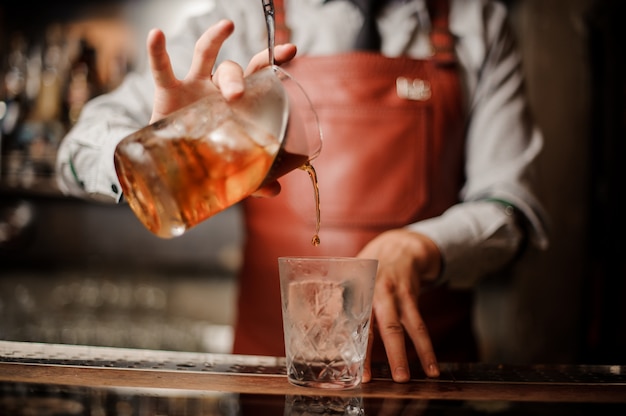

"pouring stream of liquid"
[260,0,321,247]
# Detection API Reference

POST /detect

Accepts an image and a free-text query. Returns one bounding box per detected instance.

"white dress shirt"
[56,0,549,287]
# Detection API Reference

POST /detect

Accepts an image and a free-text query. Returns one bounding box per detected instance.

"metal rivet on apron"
[396,77,432,101]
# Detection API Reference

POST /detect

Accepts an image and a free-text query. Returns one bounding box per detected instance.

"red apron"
[234,0,478,364]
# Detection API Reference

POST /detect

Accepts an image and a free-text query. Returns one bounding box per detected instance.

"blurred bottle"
[64,37,103,126]
[0,33,30,186]
[0,23,129,192]
[32,24,68,123]
[21,25,71,188]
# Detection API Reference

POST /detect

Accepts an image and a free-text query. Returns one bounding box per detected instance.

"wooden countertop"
[2,361,626,403]
[1,341,625,414]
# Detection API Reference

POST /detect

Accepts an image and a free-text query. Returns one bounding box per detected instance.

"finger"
[361,314,376,383]
[188,19,235,80]
[212,60,245,100]
[244,44,298,75]
[400,296,440,378]
[273,44,298,65]
[373,289,411,383]
[251,180,281,198]
[147,28,177,89]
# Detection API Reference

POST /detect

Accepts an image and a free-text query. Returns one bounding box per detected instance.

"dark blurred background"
[0,0,624,365]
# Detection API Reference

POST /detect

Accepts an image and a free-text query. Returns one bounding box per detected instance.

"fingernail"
[428,363,440,378]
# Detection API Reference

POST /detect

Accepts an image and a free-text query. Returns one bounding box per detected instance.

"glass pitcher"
[113,65,322,238]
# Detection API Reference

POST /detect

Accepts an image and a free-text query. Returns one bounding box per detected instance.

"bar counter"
[1,340,625,414]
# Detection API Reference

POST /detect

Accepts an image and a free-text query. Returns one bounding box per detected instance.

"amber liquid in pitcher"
[114,120,274,238]
[115,130,320,243]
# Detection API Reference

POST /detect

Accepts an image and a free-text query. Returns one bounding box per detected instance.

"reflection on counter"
[2,383,623,416]
[0,383,242,416]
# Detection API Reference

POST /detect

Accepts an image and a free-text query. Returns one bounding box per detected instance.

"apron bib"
[234,0,478,363]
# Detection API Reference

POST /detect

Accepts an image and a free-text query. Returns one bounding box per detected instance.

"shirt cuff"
[59,123,135,204]
[407,200,525,289]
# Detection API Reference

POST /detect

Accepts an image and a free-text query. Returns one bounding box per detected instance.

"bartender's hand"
[147,19,296,122]
[146,19,297,197]
[357,229,442,383]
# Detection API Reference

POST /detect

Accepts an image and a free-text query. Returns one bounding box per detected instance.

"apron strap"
[427,0,455,62]
[272,0,292,45]
[273,0,452,58]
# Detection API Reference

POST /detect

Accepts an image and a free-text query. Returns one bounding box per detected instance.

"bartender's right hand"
[146,19,296,123]
[146,19,296,197]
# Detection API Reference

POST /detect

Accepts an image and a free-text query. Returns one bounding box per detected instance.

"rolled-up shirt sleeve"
[409,0,550,288]
[55,72,155,203]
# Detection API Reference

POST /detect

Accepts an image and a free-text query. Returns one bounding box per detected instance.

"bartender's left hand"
[357,229,442,383]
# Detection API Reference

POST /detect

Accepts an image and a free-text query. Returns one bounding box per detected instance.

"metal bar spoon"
[262,0,276,65]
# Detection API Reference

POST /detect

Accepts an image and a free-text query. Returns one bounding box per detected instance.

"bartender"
[55,0,549,383]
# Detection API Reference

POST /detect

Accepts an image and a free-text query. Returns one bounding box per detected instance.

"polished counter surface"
[0,341,625,415]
